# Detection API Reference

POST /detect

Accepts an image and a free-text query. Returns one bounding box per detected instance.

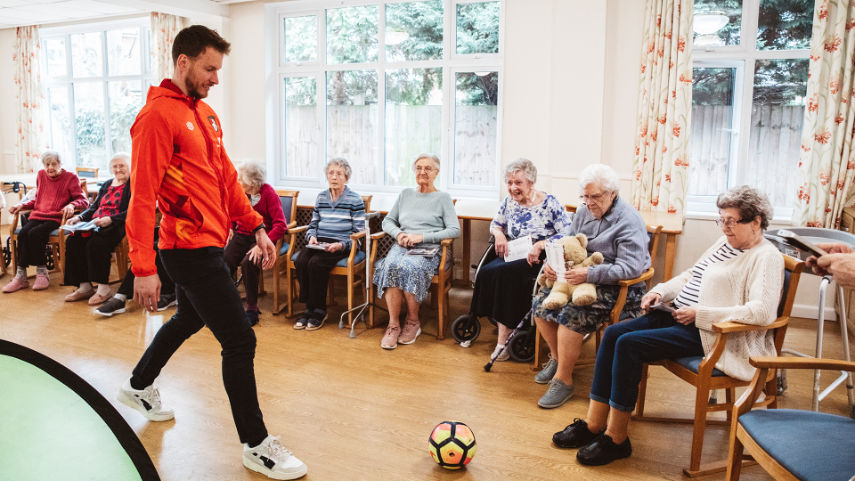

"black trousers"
[223,233,261,307]
[294,239,347,311]
[16,219,60,268]
[117,250,175,299]
[130,247,267,445]
[63,227,125,286]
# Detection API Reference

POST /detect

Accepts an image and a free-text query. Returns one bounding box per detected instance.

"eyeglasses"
[579,192,607,204]
[715,217,751,229]
[415,166,436,173]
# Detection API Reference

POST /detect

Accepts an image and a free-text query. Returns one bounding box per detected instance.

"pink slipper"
[3,276,29,293]
[65,289,95,302]
[32,273,50,290]
[88,290,114,305]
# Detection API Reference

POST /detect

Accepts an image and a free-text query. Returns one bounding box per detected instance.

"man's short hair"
[172,25,231,65]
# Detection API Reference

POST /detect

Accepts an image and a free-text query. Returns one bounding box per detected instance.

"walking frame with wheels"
[339,211,381,338]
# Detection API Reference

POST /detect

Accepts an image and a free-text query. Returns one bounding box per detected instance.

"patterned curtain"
[793,0,855,228]
[630,0,694,216]
[150,12,187,81]
[13,26,47,173]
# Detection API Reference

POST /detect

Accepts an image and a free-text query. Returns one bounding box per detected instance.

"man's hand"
[254,228,276,269]
[247,245,264,265]
[134,274,161,312]
[93,217,112,228]
[817,253,855,289]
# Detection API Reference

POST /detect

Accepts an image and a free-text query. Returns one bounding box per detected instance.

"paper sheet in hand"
[307,243,330,251]
[504,235,532,262]
[544,241,566,277]
[60,219,99,233]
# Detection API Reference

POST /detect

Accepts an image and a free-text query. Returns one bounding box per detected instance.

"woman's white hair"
[505,158,537,184]
[41,150,60,165]
[578,163,620,193]
[109,152,131,169]
[325,157,352,180]
[412,153,441,171]
[237,161,267,190]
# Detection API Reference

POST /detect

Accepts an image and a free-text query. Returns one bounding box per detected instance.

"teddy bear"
[537,233,604,309]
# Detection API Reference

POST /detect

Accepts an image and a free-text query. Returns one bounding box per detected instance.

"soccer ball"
[428,421,477,470]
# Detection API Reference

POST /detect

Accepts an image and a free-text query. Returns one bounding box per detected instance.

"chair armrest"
[370,231,388,241]
[712,317,787,334]
[350,230,367,241]
[345,230,367,263]
[617,267,654,287]
[749,356,855,372]
[285,225,309,257]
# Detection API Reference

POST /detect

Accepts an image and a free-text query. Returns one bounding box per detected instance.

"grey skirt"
[532,284,646,334]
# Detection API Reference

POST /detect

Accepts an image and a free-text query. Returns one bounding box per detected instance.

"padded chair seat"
[292,249,365,267]
[673,356,727,377]
[278,242,290,256]
[13,227,59,236]
[740,409,855,481]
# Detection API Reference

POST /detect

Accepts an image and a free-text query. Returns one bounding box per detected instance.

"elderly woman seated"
[470,158,571,361]
[551,186,783,466]
[224,161,287,326]
[374,154,460,349]
[4,150,89,293]
[62,153,132,304]
[533,163,650,409]
[293,158,365,331]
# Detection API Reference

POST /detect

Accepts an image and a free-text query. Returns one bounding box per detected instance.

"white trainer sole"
[117,389,175,421]
[242,453,308,480]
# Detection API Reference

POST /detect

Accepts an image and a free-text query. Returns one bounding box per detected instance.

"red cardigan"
[19,170,88,222]
[235,183,288,243]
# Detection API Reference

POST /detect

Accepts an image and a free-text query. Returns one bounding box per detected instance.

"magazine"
[407,247,439,257]
[307,242,331,251]
[60,219,99,233]
[651,302,676,313]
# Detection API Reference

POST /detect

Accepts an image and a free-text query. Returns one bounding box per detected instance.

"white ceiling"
[0,0,254,29]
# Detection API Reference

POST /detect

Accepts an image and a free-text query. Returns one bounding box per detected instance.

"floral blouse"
[490,193,571,241]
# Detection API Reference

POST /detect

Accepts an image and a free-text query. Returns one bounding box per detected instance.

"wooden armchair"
[367,233,455,339]
[268,190,298,311]
[9,208,75,275]
[726,356,855,481]
[633,254,805,477]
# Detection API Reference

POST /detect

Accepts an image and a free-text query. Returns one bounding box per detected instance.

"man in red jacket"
[117,25,307,480]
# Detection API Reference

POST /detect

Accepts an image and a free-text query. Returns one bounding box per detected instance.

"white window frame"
[688,0,810,220]
[265,0,504,199]
[40,17,153,171]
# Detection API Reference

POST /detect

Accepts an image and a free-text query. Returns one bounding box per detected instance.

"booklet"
[544,240,566,277]
[775,229,828,257]
[651,302,676,313]
[60,219,99,233]
[407,247,439,257]
[307,242,331,251]
[504,235,533,263]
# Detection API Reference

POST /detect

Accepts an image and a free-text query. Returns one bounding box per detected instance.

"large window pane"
[757,0,812,50]
[741,59,808,207]
[283,77,320,177]
[690,67,736,197]
[693,0,742,47]
[327,6,378,64]
[456,1,499,55]
[71,32,103,78]
[327,70,379,184]
[385,1,443,62]
[73,82,106,167]
[454,72,497,185]
[46,87,73,161]
[107,28,141,76]
[284,15,317,63]
[385,68,442,186]
[44,37,67,78]
[108,81,143,154]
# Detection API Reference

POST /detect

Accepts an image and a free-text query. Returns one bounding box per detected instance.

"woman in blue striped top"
[293,158,366,330]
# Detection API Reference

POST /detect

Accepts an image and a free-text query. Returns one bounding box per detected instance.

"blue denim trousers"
[589,309,704,412]
[131,247,267,446]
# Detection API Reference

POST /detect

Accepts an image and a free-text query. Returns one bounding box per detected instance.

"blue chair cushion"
[13,228,59,236]
[278,242,290,256]
[672,356,727,377]
[291,249,365,267]
[740,409,855,481]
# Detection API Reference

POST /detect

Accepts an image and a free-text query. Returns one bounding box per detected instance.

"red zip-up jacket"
[127,79,263,277]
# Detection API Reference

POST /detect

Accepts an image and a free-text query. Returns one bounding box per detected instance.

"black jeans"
[117,250,175,299]
[63,227,125,285]
[223,233,261,307]
[130,247,267,445]
[16,218,59,267]
[294,239,347,311]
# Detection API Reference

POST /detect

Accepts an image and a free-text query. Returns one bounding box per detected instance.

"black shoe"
[156,294,177,311]
[306,309,327,331]
[95,297,127,317]
[553,418,601,449]
[576,433,632,466]
[293,311,310,330]
[246,309,260,327]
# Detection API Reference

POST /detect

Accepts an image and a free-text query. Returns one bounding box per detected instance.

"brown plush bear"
[537,233,603,309]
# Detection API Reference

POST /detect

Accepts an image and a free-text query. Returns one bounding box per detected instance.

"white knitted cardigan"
[649,236,784,381]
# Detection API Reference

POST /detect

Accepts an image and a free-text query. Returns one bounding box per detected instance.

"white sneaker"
[117,378,175,421]
[243,435,307,480]
[491,344,510,362]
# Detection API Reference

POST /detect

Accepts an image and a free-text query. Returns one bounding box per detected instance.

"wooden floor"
[0,267,852,481]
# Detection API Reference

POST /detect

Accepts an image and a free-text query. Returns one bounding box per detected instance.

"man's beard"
[186,73,207,99]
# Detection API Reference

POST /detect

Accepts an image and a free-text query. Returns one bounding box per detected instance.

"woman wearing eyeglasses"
[551,185,783,466]
[471,158,572,361]
[373,154,460,349]
[533,163,650,409]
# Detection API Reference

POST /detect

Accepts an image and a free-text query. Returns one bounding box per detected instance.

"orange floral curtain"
[13,26,47,173]
[150,12,187,81]
[793,0,855,228]
[630,0,694,216]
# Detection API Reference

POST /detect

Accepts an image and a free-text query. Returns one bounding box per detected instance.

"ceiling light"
[693,12,729,36]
